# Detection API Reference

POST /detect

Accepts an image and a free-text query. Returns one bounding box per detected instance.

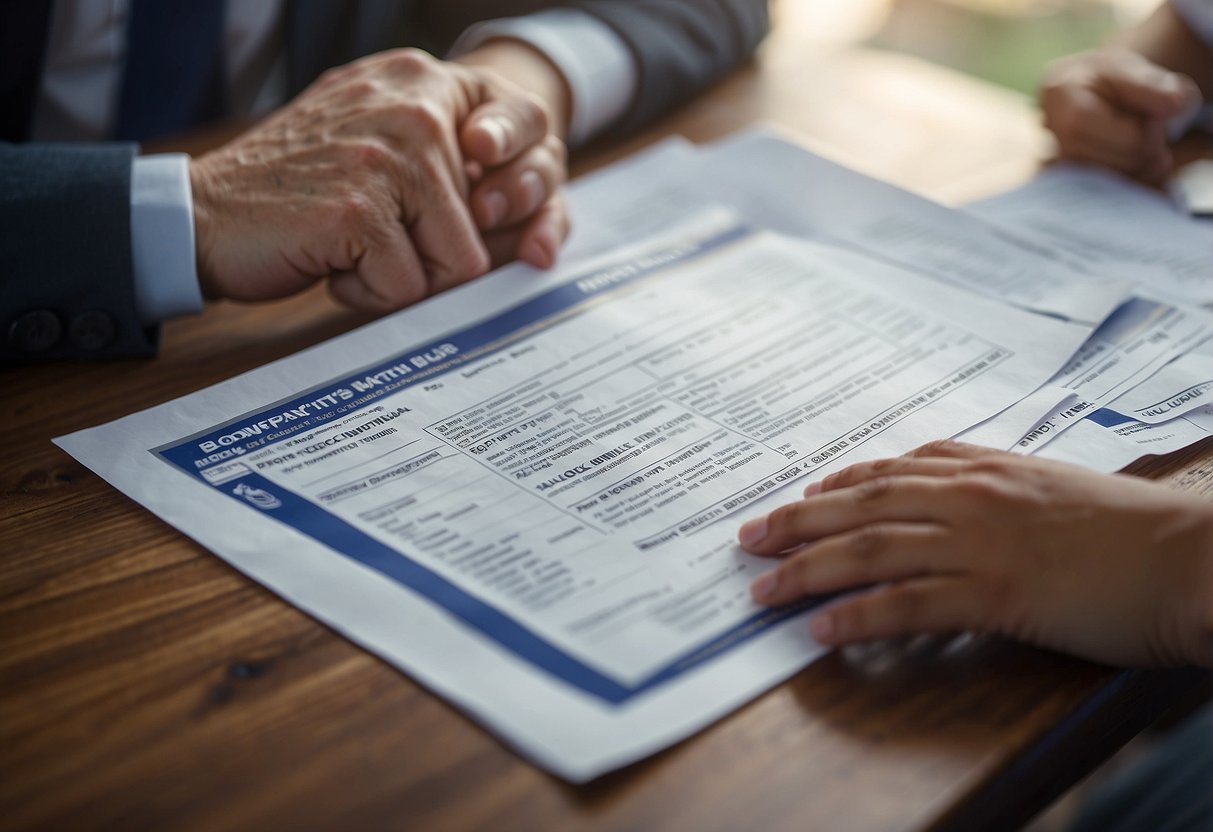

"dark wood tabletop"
[3,9,1212,832]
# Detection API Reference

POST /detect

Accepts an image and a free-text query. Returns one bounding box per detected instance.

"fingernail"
[535,230,557,265]
[521,238,553,269]
[803,480,823,498]
[809,612,835,642]
[519,170,545,214]
[751,571,779,603]
[482,190,507,228]
[481,117,511,156]
[739,517,768,548]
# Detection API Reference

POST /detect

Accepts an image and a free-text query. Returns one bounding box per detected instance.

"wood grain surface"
[3,11,1211,832]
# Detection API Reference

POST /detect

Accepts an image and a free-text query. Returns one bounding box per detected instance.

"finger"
[482,226,523,270]
[1065,140,1150,176]
[815,457,971,496]
[1102,60,1203,119]
[407,160,491,293]
[806,576,984,645]
[328,227,427,311]
[461,92,550,168]
[1050,88,1150,169]
[471,136,567,231]
[480,191,572,270]
[1044,86,1150,171]
[749,522,952,606]
[517,190,570,269]
[738,475,951,556]
[902,440,1007,461]
[1071,104,1150,161]
[1135,117,1173,184]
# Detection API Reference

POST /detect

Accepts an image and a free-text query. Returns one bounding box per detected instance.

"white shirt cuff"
[449,9,638,147]
[1171,0,1213,49]
[130,154,204,325]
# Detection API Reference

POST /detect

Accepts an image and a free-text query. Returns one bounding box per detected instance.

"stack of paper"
[57,131,1212,781]
[570,132,1213,474]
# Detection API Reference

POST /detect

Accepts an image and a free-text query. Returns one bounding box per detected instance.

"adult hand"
[190,48,563,312]
[738,441,1213,668]
[456,39,573,270]
[1040,46,1202,183]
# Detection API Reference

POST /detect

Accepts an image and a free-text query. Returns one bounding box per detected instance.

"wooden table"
[4,17,1212,832]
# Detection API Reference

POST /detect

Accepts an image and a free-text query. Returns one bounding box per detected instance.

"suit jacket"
[0,0,768,363]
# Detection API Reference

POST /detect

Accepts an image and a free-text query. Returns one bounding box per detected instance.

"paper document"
[1172,159,1213,216]
[956,386,1076,450]
[970,164,1213,306]
[692,133,1132,325]
[1009,298,1213,453]
[57,216,1091,781]
[1107,343,1213,424]
[1037,405,1213,473]
[568,134,1130,326]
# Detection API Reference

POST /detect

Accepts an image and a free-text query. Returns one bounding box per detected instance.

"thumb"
[1106,58,1202,118]
[460,93,550,168]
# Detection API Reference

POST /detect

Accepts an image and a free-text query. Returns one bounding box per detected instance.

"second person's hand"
[738,441,1213,668]
[1040,46,1202,183]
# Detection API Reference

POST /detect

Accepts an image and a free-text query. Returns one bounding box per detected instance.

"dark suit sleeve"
[422,0,769,138]
[0,143,158,362]
[560,0,770,137]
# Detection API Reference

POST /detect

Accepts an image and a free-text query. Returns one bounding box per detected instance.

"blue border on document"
[193,471,821,704]
[156,226,822,705]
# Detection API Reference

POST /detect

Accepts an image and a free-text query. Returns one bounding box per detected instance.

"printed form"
[59,216,1093,781]
[969,163,1213,306]
[562,136,1213,468]
[567,132,1133,326]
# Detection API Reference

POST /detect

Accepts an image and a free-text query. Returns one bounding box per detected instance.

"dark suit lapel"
[0,1,55,141]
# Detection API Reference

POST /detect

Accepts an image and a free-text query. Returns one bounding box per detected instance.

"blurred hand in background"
[1039,1,1212,184]
[1041,46,1200,182]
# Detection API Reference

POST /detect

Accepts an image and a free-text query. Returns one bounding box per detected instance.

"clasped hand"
[190,48,569,311]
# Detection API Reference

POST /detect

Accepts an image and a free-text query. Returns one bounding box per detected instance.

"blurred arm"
[1118,2,1213,96]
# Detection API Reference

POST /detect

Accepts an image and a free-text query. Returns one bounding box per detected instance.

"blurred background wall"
[778,0,1158,93]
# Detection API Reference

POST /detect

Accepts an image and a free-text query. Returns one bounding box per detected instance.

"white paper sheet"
[568,134,1213,473]
[1172,159,1213,216]
[567,132,1131,326]
[969,163,1213,306]
[1103,340,1213,424]
[563,137,705,261]
[691,132,1132,325]
[1009,298,1213,453]
[955,386,1077,450]
[56,216,1093,782]
[1036,405,1213,473]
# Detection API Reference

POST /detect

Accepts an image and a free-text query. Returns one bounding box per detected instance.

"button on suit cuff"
[449,10,638,148]
[130,154,204,325]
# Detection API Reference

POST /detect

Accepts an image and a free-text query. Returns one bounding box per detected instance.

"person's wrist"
[188,157,222,299]
[455,40,571,140]
[1190,506,1213,667]
[1159,498,1213,667]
